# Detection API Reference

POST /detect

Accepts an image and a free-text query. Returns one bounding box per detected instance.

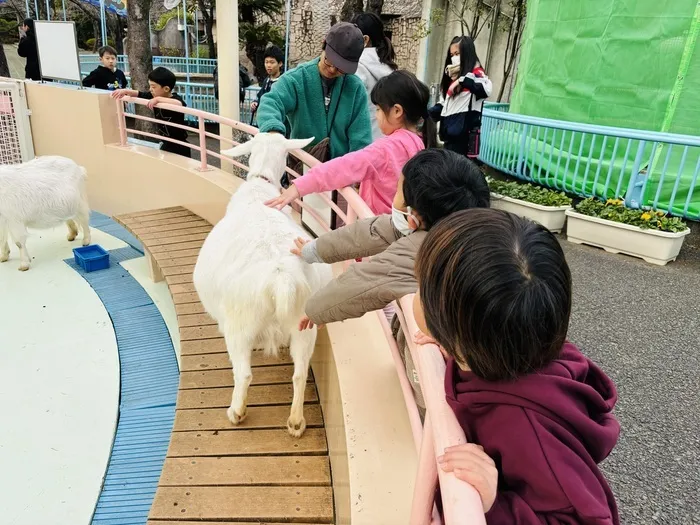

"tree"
[0,45,9,78]
[339,0,364,21]
[239,0,285,78]
[196,0,217,58]
[497,0,525,101]
[126,0,154,130]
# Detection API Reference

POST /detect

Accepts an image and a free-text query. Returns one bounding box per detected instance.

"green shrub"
[85,37,116,50]
[154,10,193,31]
[487,178,572,207]
[159,47,182,57]
[189,45,209,59]
[575,198,688,233]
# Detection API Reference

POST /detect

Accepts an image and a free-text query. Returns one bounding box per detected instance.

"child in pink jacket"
[265,70,437,214]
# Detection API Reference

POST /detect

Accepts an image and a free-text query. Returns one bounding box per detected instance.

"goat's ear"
[221,140,254,158]
[285,137,314,152]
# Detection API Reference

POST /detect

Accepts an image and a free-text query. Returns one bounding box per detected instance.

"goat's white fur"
[193,133,331,437]
[0,156,91,271]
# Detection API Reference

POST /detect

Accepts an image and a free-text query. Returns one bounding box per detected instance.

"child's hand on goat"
[438,443,499,513]
[299,315,323,331]
[265,184,300,210]
[290,237,309,257]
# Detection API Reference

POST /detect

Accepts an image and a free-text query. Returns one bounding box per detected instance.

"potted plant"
[488,178,572,233]
[565,198,690,265]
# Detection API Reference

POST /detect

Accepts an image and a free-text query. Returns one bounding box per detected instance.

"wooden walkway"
[115,207,334,524]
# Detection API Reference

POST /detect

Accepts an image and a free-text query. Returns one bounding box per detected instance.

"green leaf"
[574,198,688,233]
[487,178,572,207]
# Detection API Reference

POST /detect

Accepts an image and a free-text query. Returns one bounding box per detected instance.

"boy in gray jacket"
[293,149,490,413]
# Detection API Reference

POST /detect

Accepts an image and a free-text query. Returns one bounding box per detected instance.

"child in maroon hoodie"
[413,208,620,524]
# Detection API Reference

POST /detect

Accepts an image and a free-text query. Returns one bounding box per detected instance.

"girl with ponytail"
[352,12,398,141]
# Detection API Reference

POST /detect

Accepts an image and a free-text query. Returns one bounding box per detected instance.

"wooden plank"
[180,324,220,341]
[178,313,216,328]
[167,273,195,286]
[145,233,209,248]
[171,282,197,294]
[179,365,307,389]
[173,404,322,432]
[161,265,196,278]
[172,292,200,305]
[180,350,293,370]
[180,337,225,355]
[150,240,204,254]
[129,210,195,222]
[167,428,328,457]
[159,456,331,486]
[176,302,206,316]
[117,206,186,220]
[152,247,201,260]
[149,486,333,522]
[139,225,211,241]
[177,384,317,409]
[159,256,199,269]
[131,219,209,235]
[130,215,204,229]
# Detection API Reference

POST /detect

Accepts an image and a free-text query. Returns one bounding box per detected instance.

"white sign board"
[34,21,82,83]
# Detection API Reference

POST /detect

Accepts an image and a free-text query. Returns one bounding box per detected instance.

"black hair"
[98,45,118,58]
[351,12,397,70]
[148,66,177,90]
[415,208,572,381]
[402,149,490,230]
[371,70,437,148]
[264,45,285,65]
[22,18,34,33]
[441,36,480,98]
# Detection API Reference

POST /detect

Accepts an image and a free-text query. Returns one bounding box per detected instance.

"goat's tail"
[270,258,312,325]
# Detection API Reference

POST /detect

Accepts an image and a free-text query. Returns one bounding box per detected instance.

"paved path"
[3,44,24,79]
[562,238,700,524]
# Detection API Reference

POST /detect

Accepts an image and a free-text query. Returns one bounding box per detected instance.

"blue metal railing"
[479,105,700,220]
[79,55,216,75]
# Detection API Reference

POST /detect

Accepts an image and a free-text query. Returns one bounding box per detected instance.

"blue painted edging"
[65,243,179,525]
[90,211,144,254]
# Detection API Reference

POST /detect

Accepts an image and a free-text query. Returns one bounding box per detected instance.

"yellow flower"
[656,210,665,217]
[641,212,652,221]
[606,198,623,206]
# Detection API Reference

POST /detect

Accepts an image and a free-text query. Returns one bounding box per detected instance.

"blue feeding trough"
[73,245,110,272]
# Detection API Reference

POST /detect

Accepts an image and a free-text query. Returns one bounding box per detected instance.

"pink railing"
[116,97,486,525]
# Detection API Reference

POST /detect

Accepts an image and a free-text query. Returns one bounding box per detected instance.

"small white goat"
[193,133,331,437]
[0,156,91,271]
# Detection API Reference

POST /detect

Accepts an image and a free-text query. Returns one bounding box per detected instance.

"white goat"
[193,133,331,437]
[0,156,91,271]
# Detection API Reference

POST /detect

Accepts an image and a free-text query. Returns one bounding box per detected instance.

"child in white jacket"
[353,13,398,141]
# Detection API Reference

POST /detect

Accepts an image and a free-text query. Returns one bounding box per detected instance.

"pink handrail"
[114,96,484,525]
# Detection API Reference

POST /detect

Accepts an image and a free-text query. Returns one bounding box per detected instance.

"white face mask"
[451,55,461,66]
[392,206,419,236]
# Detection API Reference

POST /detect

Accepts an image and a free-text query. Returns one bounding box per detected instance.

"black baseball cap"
[324,22,364,75]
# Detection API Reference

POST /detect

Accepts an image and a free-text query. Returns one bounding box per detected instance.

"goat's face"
[222,133,314,189]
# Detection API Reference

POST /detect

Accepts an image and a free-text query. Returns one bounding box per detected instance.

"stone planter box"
[490,193,571,233]
[565,210,690,265]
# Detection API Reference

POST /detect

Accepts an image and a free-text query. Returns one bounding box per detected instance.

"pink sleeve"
[292,139,389,197]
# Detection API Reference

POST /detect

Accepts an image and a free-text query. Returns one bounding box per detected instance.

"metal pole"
[195,6,199,72]
[25,0,30,18]
[33,0,38,19]
[182,0,190,104]
[62,0,66,21]
[284,0,291,71]
[45,0,50,20]
[100,0,107,46]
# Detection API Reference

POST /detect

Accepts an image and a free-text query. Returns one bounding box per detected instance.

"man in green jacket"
[256,22,373,160]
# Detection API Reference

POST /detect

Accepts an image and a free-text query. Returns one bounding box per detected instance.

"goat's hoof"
[18,264,29,272]
[227,405,247,424]
[0,255,8,263]
[287,416,306,438]
[82,238,91,247]
[67,233,77,242]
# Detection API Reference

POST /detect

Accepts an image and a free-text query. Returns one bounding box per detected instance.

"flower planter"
[490,193,571,233]
[565,210,690,265]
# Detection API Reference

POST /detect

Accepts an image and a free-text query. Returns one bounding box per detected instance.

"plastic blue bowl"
[73,245,110,272]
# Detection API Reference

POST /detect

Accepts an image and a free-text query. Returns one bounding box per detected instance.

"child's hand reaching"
[438,444,498,513]
[265,184,300,210]
[290,237,309,257]
[298,315,323,331]
[146,96,162,109]
[413,330,437,346]
[111,89,128,100]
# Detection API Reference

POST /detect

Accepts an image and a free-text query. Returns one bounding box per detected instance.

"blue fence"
[479,105,700,221]
[79,55,216,75]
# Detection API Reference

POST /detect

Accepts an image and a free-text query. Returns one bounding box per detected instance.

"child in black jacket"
[82,46,128,91]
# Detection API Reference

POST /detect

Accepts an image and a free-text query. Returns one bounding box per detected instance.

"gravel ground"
[561,237,700,524]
